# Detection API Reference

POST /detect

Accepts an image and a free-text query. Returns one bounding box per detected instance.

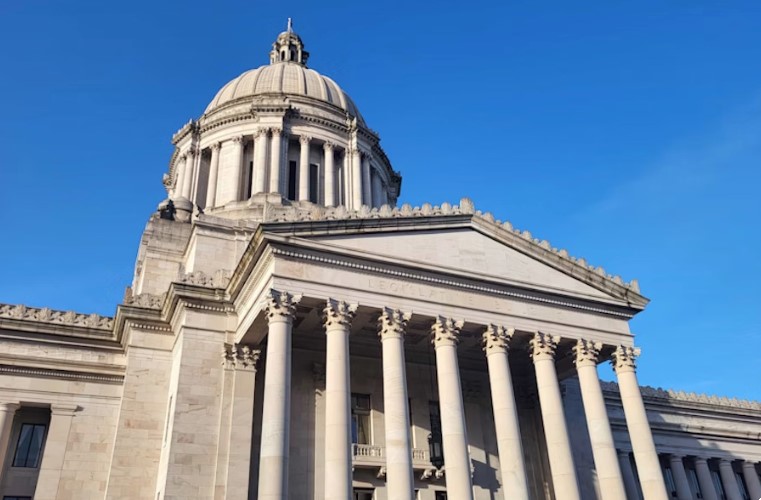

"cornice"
[602,381,761,413]
[0,303,113,331]
[270,246,637,319]
[0,363,124,384]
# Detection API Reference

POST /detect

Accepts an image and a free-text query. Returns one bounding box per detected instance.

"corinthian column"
[378,308,414,500]
[324,142,336,207]
[431,317,474,500]
[269,128,283,194]
[182,148,196,199]
[573,339,627,499]
[530,332,580,500]
[612,346,669,500]
[298,136,311,201]
[206,142,221,208]
[257,290,301,500]
[482,326,529,499]
[323,299,358,500]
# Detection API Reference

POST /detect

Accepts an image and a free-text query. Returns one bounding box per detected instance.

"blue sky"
[0,1,759,399]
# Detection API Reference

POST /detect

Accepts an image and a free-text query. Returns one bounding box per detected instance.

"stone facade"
[1,22,759,500]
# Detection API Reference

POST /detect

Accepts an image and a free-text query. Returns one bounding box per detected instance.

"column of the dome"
[253,128,269,196]
[371,170,383,209]
[231,136,245,202]
[351,147,362,209]
[174,153,187,199]
[361,153,372,206]
[298,136,310,201]
[324,142,335,206]
[269,128,283,194]
[206,142,221,208]
[182,148,196,199]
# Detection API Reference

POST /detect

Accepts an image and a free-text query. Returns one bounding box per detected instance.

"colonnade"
[173,129,390,210]
[252,289,675,500]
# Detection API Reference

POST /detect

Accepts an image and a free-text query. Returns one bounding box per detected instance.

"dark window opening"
[246,161,253,199]
[308,163,319,203]
[287,161,297,200]
[351,393,371,445]
[353,490,374,500]
[12,423,46,468]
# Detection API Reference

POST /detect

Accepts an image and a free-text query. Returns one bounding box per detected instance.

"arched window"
[282,50,286,60]
[290,50,295,61]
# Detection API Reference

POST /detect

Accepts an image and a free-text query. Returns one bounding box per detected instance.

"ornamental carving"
[178,270,232,289]
[222,343,261,371]
[612,345,640,373]
[482,324,515,353]
[270,127,282,136]
[254,128,268,138]
[264,289,301,322]
[299,135,311,145]
[124,292,166,310]
[378,307,411,340]
[574,339,602,366]
[231,135,244,144]
[529,332,560,360]
[599,381,761,411]
[210,142,222,151]
[323,299,358,329]
[323,141,334,151]
[185,147,197,158]
[431,316,464,348]
[0,303,114,330]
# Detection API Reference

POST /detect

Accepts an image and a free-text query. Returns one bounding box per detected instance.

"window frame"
[11,423,47,469]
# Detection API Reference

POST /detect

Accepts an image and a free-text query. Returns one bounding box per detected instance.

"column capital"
[669,453,685,462]
[378,307,410,340]
[529,332,560,361]
[50,403,79,416]
[323,141,335,151]
[185,147,197,158]
[264,289,302,323]
[431,316,464,348]
[253,128,267,139]
[482,325,514,354]
[573,339,602,367]
[323,299,358,330]
[231,135,245,144]
[299,135,311,145]
[223,344,261,371]
[210,141,222,151]
[0,402,20,414]
[270,127,282,137]
[612,345,641,373]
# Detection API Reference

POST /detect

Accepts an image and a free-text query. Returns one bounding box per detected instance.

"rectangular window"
[287,161,297,200]
[351,393,371,445]
[663,466,677,497]
[246,161,253,199]
[353,489,374,500]
[12,423,46,468]
[308,163,319,203]
[336,164,344,205]
[735,471,750,500]
[435,492,448,500]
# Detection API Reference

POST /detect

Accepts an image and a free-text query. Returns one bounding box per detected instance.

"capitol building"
[1,23,760,500]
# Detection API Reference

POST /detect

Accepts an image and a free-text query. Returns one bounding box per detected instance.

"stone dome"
[204,63,364,124]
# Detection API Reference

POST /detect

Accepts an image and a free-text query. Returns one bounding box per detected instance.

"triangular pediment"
[309,227,619,303]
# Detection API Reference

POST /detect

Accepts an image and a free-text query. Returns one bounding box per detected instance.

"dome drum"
[164,25,399,220]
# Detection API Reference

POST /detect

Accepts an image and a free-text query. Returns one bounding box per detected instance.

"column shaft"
[0,403,19,479]
[379,309,414,500]
[34,404,79,500]
[483,326,529,500]
[323,300,357,500]
[613,346,669,500]
[226,347,260,499]
[253,130,268,195]
[371,171,383,209]
[619,451,641,500]
[206,144,221,208]
[298,136,310,201]
[531,333,580,500]
[324,143,335,207]
[431,317,474,500]
[669,455,693,500]
[231,137,244,201]
[361,154,372,206]
[351,148,362,209]
[718,460,742,500]
[269,129,282,193]
[574,340,627,499]
[742,462,761,499]
[694,458,719,500]
[257,291,300,500]
[182,150,195,199]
